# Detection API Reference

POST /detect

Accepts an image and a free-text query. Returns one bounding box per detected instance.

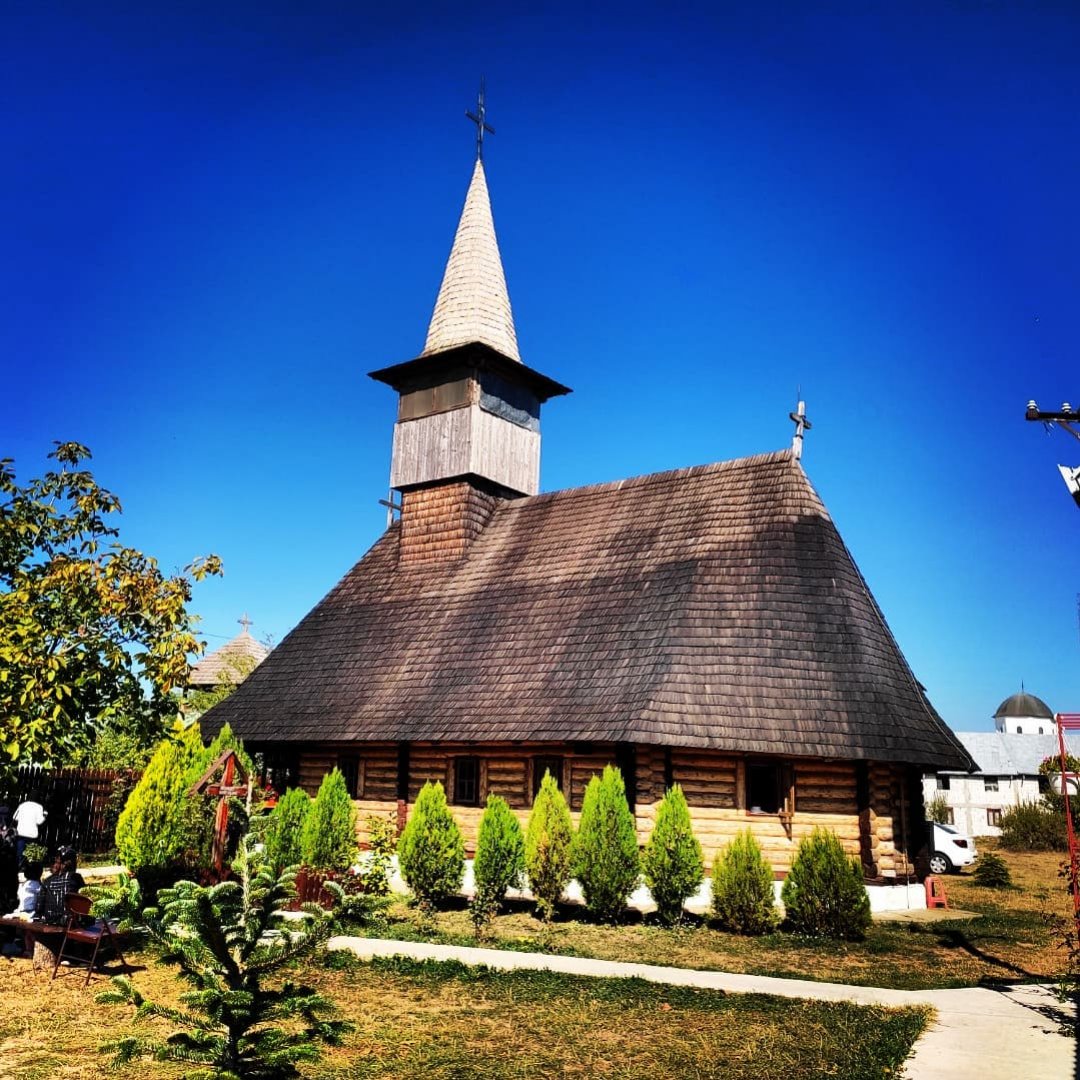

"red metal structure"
[1055,713,1080,919]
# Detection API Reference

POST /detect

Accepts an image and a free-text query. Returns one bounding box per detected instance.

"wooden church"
[207,115,973,882]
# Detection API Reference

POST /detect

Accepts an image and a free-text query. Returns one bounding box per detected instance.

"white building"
[923,690,1076,837]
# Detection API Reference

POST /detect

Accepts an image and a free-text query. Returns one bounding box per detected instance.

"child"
[2,862,42,958]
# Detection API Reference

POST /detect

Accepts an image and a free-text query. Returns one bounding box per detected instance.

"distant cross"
[238,613,253,634]
[789,398,812,461]
[466,78,495,161]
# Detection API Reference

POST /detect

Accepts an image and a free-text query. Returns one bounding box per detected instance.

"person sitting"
[2,862,43,958]
[35,847,86,926]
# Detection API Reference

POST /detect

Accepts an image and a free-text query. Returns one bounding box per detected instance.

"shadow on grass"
[933,926,1041,983]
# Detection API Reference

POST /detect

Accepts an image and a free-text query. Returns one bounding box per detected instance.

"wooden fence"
[0,766,135,855]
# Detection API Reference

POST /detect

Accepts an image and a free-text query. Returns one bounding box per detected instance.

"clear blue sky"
[5,4,1078,732]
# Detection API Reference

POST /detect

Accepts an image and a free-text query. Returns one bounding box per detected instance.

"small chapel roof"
[421,159,521,362]
[189,619,271,690]
[206,450,974,771]
[993,690,1054,720]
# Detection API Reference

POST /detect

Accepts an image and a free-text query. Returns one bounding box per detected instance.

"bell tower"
[369,89,570,563]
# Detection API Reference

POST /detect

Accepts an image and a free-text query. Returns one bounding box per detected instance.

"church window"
[338,756,362,799]
[983,776,998,793]
[453,757,480,807]
[746,762,794,816]
[532,756,563,798]
[987,808,1002,827]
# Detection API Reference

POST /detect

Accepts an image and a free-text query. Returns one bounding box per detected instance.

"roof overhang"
[369,342,572,403]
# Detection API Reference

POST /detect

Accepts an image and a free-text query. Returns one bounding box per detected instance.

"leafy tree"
[571,765,640,922]
[524,771,573,922]
[0,442,221,774]
[781,827,871,940]
[97,837,351,1078]
[710,829,779,935]
[263,788,311,874]
[115,724,206,875]
[926,793,951,825]
[300,769,358,873]
[184,653,259,720]
[641,784,704,924]
[471,795,525,933]
[396,780,464,907]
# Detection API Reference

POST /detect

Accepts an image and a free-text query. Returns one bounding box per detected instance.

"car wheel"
[928,852,952,875]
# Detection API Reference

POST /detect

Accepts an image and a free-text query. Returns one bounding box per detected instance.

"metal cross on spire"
[465,78,495,161]
[789,396,812,461]
[238,613,253,634]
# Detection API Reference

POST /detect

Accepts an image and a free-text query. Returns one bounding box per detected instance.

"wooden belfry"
[189,749,251,875]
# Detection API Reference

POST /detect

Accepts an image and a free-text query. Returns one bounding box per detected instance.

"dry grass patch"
[360,845,1070,990]
[0,951,928,1079]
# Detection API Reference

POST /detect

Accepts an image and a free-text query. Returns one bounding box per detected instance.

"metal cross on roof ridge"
[789,396,812,461]
[238,613,253,633]
[466,77,495,161]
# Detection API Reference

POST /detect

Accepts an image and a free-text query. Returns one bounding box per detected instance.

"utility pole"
[1025,400,1080,507]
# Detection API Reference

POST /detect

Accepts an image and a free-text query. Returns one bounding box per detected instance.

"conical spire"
[422,159,521,362]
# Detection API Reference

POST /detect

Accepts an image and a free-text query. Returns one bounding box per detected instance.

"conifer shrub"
[396,780,465,907]
[263,787,311,873]
[973,851,1013,889]
[641,784,704,924]
[571,765,640,922]
[115,724,206,877]
[471,795,526,934]
[710,829,780,935]
[356,813,397,896]
[524,771,573,922]
[300,768,359,873]
[97,837,351,1076]
[781,827,871,940]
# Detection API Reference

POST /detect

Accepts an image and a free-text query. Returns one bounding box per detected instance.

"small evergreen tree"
[97,837,351,1077]
[710,829,779,935]
[524,771,573,921]
[973,851,1013,889]
[641,784,704,924]
[471,795,525,933]
[396,780,465,907]
[263,787,311,873]
[571,765,640,922]
[300,769,358,873]
[115,724,206,874]
[781,827,871,940]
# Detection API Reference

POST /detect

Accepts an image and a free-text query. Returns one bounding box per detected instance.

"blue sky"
[4,4,1078,731]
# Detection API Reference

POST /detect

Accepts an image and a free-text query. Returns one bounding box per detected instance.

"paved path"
[329,936,1076,1079]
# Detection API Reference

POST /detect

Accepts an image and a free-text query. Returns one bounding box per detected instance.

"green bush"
[301,769,359,873]
[641,784,704,924]
[710,829,779,935]
[571,765,640,922]
[357,813,397,896]
[781,827,871,940]
[973,851,1013,889]
[473,795,525,906]
[397,781,465,907]
[926,793,951,824]
[115,724,206,874]
[999,800,1068,852]
[525,771,574,921]
[263,787,311,873]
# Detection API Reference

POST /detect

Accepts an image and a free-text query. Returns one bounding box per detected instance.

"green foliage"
[184,654,258,720]
[781,828,871,940]
[471,795,526,934]
[114,724,206,873]
[22,841,47,867]
[96,837,351,1078]
[710,829,780,935]
[0,442,221,775]
[1040,753,1080,776]
[641,784,704,924]
[999,800,1068,852]
[263,788,311,874]
[973,851,1013,889]
[397,780,465,907]
[571,765,640,922]
[926,793,951,825]
[300,769,358,873]
[525,771,573,922]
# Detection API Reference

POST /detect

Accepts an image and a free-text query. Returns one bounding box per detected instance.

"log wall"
[294,742,919,875]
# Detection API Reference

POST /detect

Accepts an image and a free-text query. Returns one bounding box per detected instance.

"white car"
[928,822,977,875]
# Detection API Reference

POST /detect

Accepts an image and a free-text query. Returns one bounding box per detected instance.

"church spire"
[421,134,521,362]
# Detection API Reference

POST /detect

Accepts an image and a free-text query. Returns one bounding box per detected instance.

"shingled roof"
[190,629,270,690]
[207,450,972,771]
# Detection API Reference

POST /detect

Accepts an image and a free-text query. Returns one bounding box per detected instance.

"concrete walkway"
[329,936,1076,1080]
